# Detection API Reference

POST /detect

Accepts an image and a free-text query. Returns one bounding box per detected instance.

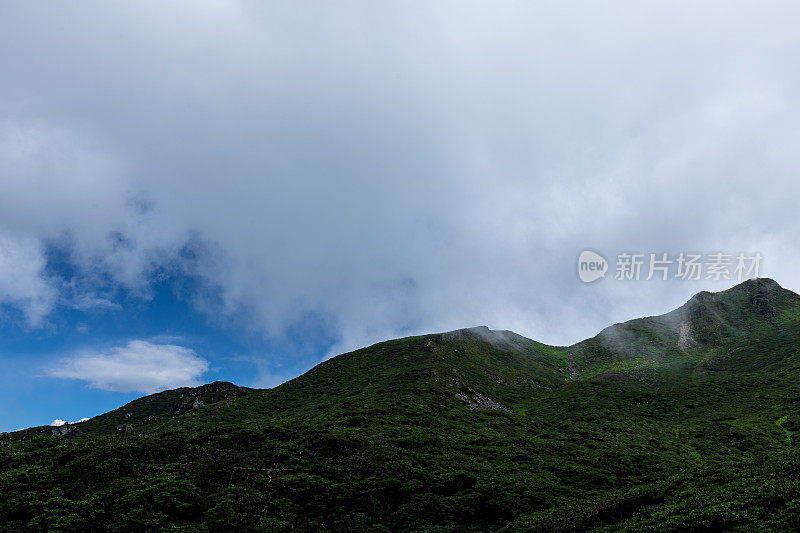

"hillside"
[7,381,254,440]
[2,278,800,531]
[568,277,800,381]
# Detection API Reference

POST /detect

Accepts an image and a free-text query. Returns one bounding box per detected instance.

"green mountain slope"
[2,278,800,531]
[568,277,800,381]
[6,381,254,440]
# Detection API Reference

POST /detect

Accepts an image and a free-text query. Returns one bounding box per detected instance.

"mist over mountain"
[3,2,800,530]
[3,278,800,531]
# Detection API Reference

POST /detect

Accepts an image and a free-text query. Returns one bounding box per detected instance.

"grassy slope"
[2,279,800,531]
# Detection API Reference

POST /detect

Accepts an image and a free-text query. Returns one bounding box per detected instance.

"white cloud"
[0,2,799,354]
[0,232,58,327]
[45,341,210,394]
[49,417,89,426]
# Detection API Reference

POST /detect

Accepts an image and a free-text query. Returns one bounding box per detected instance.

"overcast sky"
[1,1,800,430]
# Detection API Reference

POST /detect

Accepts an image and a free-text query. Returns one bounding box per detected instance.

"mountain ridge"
[3,277,800,531]
[6,277,794,438]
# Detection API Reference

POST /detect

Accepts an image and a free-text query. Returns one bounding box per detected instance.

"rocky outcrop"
[455,390,509,411]
[172,381,240,414]
[51,425,76,436]
[678,320,696,351]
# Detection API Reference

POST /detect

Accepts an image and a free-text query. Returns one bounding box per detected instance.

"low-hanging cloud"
[1,1,800,359]
[45,341,210,394]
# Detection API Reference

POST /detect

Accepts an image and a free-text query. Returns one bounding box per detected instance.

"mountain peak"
[438,326,534,351]
[727,276,781,291]
[675,277,799,344]
[568,278,800,380]
[686,277,782,303]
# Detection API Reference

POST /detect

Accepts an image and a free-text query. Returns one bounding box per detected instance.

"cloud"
[0,232,58,327]
[67,295,123,312]
[45,341,210,394]
[1,1,799,357]
[50,417,88,427]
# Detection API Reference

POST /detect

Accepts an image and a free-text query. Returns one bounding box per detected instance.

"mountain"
[2,278,800,531]
[569,277,800,381]
[10,381,254,440]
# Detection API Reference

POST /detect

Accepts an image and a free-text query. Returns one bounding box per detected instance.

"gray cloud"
[1,2,800,356]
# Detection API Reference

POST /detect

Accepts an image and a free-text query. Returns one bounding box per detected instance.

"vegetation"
[2,278,800,531]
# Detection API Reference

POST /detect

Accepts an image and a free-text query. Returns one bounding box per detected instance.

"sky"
[1,1,800,431]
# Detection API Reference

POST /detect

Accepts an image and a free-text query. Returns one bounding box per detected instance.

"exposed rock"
[486,373,507,385]
[678,320,696,351]
[116,424,134,434]
[172,381,239,415]
[455,390,509,411]
[51,425,75,436]
[567,353,579,380]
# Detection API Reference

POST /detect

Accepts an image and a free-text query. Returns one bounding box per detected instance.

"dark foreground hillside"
[2,278,800,531]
